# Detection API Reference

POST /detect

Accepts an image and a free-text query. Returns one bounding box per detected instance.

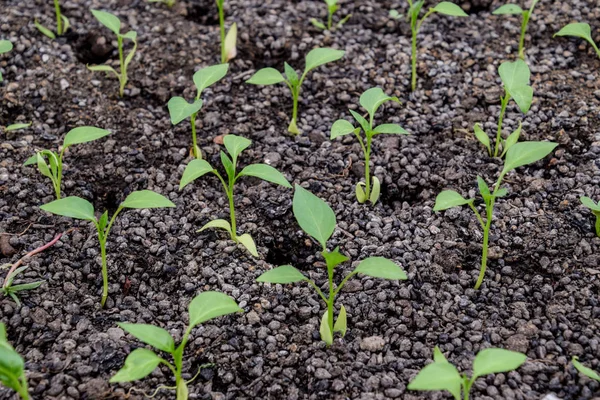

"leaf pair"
[0,39,13,83]
[474,122,521,158]
[310,0,351,31]
[555,23,600,59]
[492,0,539,59]
[0,323,29,399]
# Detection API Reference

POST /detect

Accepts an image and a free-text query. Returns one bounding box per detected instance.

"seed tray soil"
[1,0,600,399]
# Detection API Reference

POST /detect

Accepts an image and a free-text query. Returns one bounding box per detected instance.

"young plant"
[24,126,111,200]
[168,64,229,159]
[580,197,600,237]
[310,0,351,31]
[389,2,467,91]
[179,135,291,257]
[492,0,540,59]
[216,0,237,64]
[110,291,241,400]
[434,141,557,289]
[34,0,70,39]
[0,323,30,400]
[256,185,407,345]
[572,356,600,382]
[0,40,13,83]
[555,23,600,60]
[331,87,408,205]
[87,9,138,97]
[39,190,175,307]
[408,346,526,400]
[148,0,176,7]
[473,59,532,158]
[246,47,345,135]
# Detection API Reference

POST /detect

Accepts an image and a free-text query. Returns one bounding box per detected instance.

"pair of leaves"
[355,177,381,205]
[319,306,346,345]
[498,60,533,114]
[2,265,44,308]
[198,220,259,257]
[555,23,600,59]
[0,322,27,394]
[474,122,521,157]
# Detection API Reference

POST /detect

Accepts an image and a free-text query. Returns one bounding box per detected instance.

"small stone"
[360,336,386,352]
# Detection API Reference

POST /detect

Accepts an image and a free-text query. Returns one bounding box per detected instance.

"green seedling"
[24,126,111,200]
[216,0,237,64]
[408,346,526,400]
[492,0,540,59]
[0,40,13,83]
[111,291,241,399]
[555,23,600,60]
[257,185,406,345]
[39,191,175,307]
[572,356,600,382]
[580,197,600,237]
[148,0,176,7]
[311,0,351,31]
[473,59,533,158]
[180,135,291,257]
[389,2,467,91]
[246,47,345,135]
[34,0,70,39]
[3,123,32,133]
[0,323,29,399]
[168,64,229,159]
[331,87,408,205]
[88,9,138,97]
[434,141,557,289]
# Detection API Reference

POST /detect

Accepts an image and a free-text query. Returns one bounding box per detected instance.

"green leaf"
[330,119,356,139]
[238,164,291,188]
[34,20,56,39]
[180,159,214,189]
[554,23,596,49]
[319,311,333,345]
[224,23,237,63]
[120,30,137,41]
[433,190,472,211]
[407,362,462,400]
[495,188,508,198]
[188,291,242,328]
[9,281,44,292]
[501,122,522,157]
[167,97,203,125]
[509,85,534,114]
[333,305,347,336]
[223,134,251,163]
[237,233,258,257]
[24,154,38,166]
[193,64,229,94]
[389,9,402,20]
[498,60,533,113]
[118,323,175,353]
[473,123,491,155]
[87,64,119,77]
[492,4,524,15]
[0,40,13,54]
[284,62,299,84]
[246,68,286,85]
[433,346,449,363]
[304,48,345,73]
[472,348,526,380]
[373,123,408,135]
[353,257,407,280]
[5,123,32,132]
[198,219,232,234]
[63,126,111,147]
[40,196,96,221]
[370,176,381,205]
[310,18,327,30]
[256,265,308,284]
[292,185,336,249]
[177,381,189,399]
[36,153,53,180]
[61,15,70,33]
[359,87,400,120]
[91,9,121,35]
[501,141,558,176]
[572,356,600,382]
[581,197,600,212]
[220,151,235,179]
[477,176,491,201]
[120,190,175,209]
[322,247,349,270]
[109,348,160,383]
[432,2,468,17]
[349,110,370,133]
[355,182,367,204]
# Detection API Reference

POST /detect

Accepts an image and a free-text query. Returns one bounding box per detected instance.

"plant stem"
[494,93,510,157]
[327,262,335,333]
[218,3,226,63]
[117,35,125,97]
[190,113,200,158]
[17,377,29,400]
[54,0,62,35]
[518,13,528,59]
[100,240,108,307]
[595,215,600,237]
[327,10,333,30]
[364,136,372,199]
[288,85,300,135]
[228,187,237,241]
[411,28,417,91]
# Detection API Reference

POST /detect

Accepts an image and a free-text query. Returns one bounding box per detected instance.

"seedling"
[0,323,30,399]
[555,23,600,60]
[389,2,467,91]
[88,9,138,97]
[580,197,600,237]
[572,356,600,382]
[473,59,533,158]
[216,0,237,64]
[3,123,32,133]
[434,141,557,289]
[492,0,540,59]
[257,185,406,345]
[34,0,70,39]
[0,40,13,83]
[39,190,175,307]
[311,0,351,31]
[24,126,111,200]
[408,346,526,400]
[246,47,345,134]
[148,0,176,7]
[179,135,291,257]
[111,291,241,400]
[331,88,407,205]
[168,64,229,159]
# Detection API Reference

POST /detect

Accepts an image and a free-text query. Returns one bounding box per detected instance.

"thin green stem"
[327,10,333,30]
[17,375,29,400]
[218,3,226,63]
[56,148,67,199]
[468,202,485,230]
[327,267,335,333]
[364,135,372,198]
[518,13,528,60]
[288,84,300,134]
[494,93,510,157]
[117,36,125,97]
[475,204,492,290]
[594,215,600,237]
[99,239,108,307]
[228,187,237,241]
[332,272,356,298]
[54,0,63,35]
[411,27,418,91]
[306,279,328,303]
[190,113,200,158]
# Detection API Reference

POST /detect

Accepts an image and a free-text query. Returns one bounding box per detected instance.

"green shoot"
[256,185,406,345]
[39,191,175,307]
[216,0,237,64]
[0,39,13,83]
[434,141,557,289]
[0,323,30,399]
[34,0,70,39]
[4,123,32,133]
[110,291,241,400]
[179,135,291,257]
[310,0,351,31]
[580,197,600,237]
[408,346,526,400]
[492,0,540,59]
[572,356,600,382]
[168,64,229,159]
[246,47,345,135]
[331,87,408,205]
[88,9,138,97]
[555,23,600,60]
[24,126,111,200]
[148,0,176,7]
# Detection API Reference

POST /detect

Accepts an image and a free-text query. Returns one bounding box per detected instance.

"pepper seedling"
[434,141,557,289]
[34,0,70,39]
[572,356,600,382]
[216,0,237,64]
[168,63,229,159]
[554,23,600,60]
[0,40,13,83]
[580,197,600,237]
[310,0,351,31]
[111,291,241,400]
[389,2,467,91]
[473,59,533,158]
[180,135,291,257]
[88,9,138,97]
[39,190,175,307]
[24,126,111,200]
[331,87,408,205]
[246,47,345,135]
[408,346,526,400]
[492,0,540,60]
[0,323,30,399]
[257,185,406,345]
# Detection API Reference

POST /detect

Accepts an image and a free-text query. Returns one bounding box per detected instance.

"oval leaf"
[555,23,594,45]
[501,122,522,157]
[355,182,367,204]
[193,64,229,94]
[359,87,400,120]
[353,257,407,280]
[168,97,203,125]
[572,357,600,382]
[330,119,356,139]
[120,190,175,209]
[198,219,232,234]
[492,4,523,14]
[408,362,462,399]
[91,9,121,35]
[0,40,13,54]
[580,197,600,212]
[304,48,345,72]
[224,23,237,62]
[333,304,347,336]
[223,134,251,162]
[319,311,333,345]
[433,190,472,211]
[109,348,160,383]
[256,265,308,284]
[373,123,408,135]
[188,291,242,328]
[180,159,214,189]
[118,323,175,353]
[237,233,258,257]
[370,176,381,205]
[246,68,285,85]
[473,123,491,155]
[40,196,96,221]
[501,141,558,175]
[5,123,32,132]
[472,348,526,380]
[238,164,291,188]
[432,2,468,17]
[292,185,336,249]
[63,126,111,147]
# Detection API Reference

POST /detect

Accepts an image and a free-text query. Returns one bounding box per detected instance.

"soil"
[1,0,600,399]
